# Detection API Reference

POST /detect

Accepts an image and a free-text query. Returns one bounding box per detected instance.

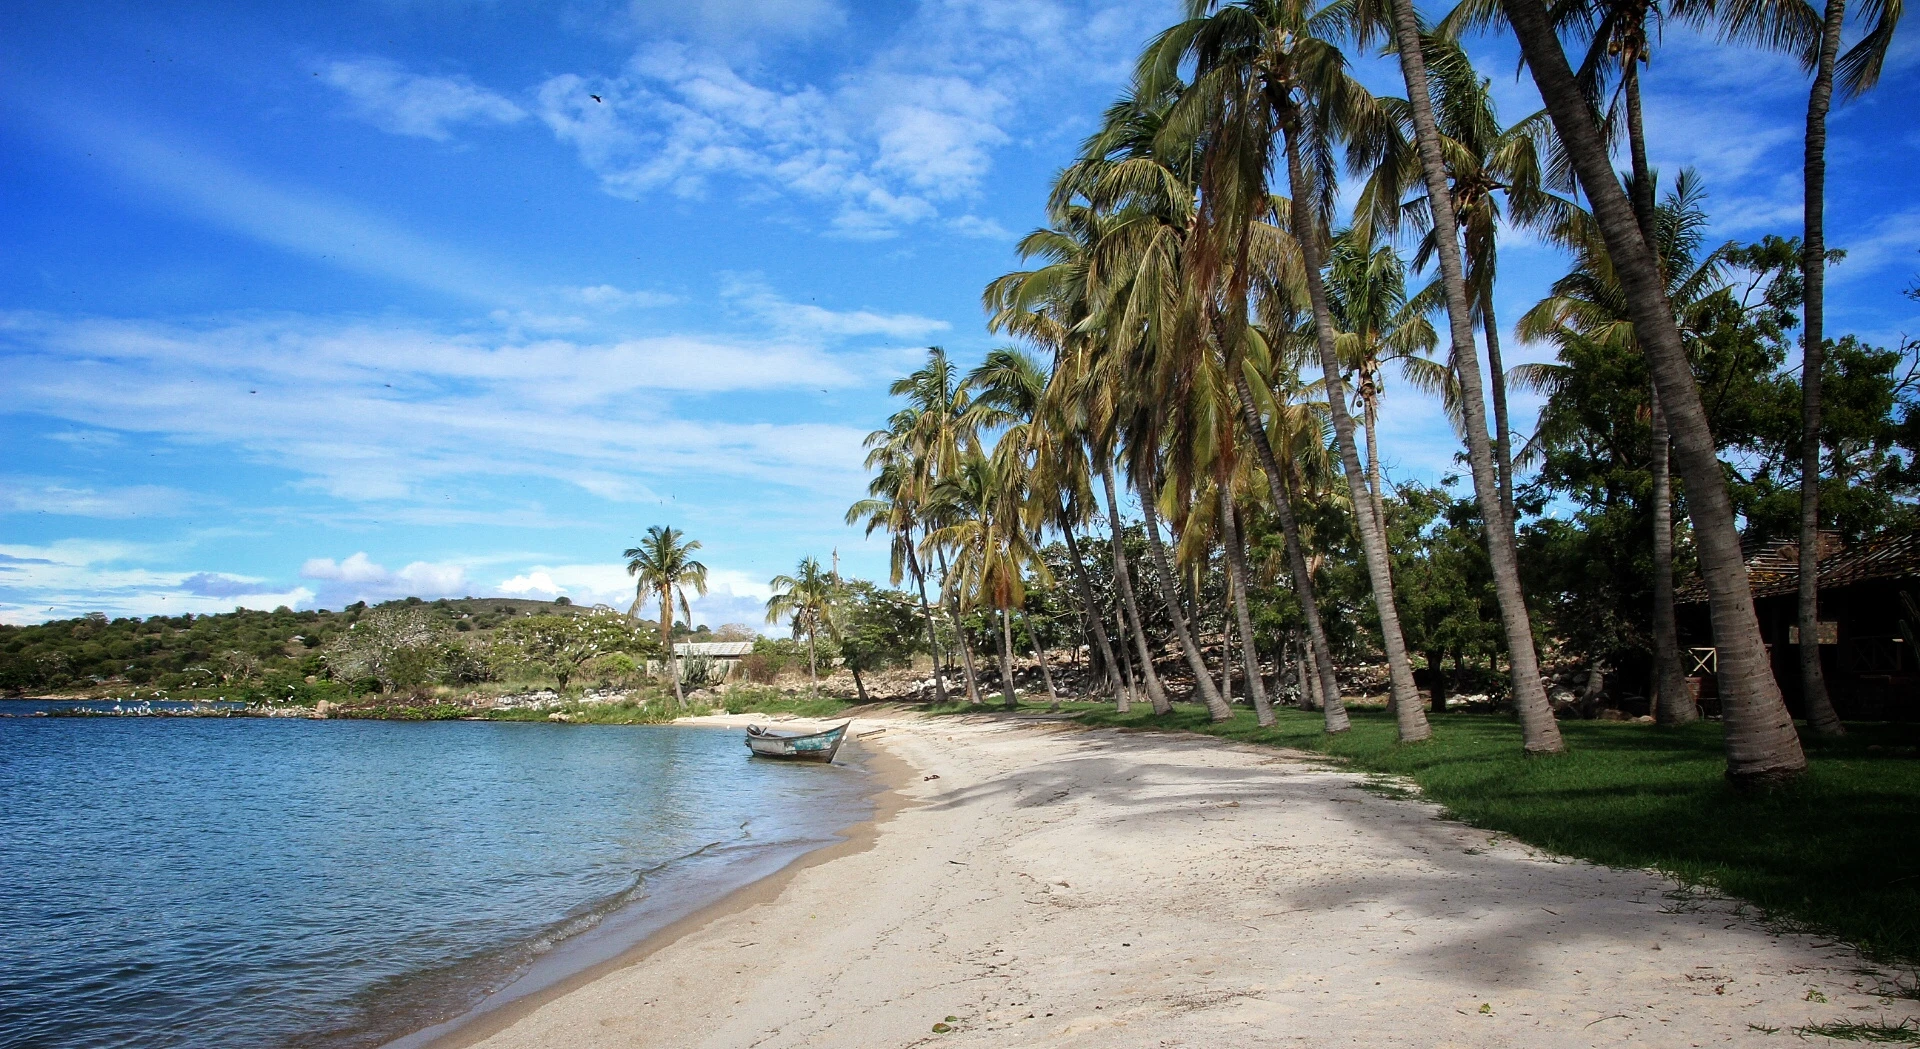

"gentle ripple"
[0,713,871,1049]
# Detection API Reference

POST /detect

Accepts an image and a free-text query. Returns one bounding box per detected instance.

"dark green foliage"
[0,597,583,697]
[835,581,926,677]
[1069,704,1920,963]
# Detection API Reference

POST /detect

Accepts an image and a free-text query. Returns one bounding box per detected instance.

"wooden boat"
[743,720,851,763]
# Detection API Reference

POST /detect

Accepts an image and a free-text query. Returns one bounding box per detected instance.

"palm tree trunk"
[1102,466,1172,713]
[1503,0,1805,782]
[936,547,983,705]
[1622,69,1696,728]
[1219,589,1234,705]
[1380,3,1557,751]
[1223,499,1275,726]
[1024,610,1061,708]
[806,626,818,691]
[1135,471,1233,721]
[1283,133,1424,738]
[906,544,949,704]
[1231,367,1349,732]
[1650,388,1698,724]
[1303,635,1326,711]
[997,608,1018,709]
[1798,0,1849,737]
[1481,285,1517,528]
[1062,519,1127,706]
[662,586,684,707]
[1364,392,1390,536]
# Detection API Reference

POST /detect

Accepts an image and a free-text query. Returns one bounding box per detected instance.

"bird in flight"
[590,94,603,103]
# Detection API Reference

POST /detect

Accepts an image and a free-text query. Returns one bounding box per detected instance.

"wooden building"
[1676,532,1920,720]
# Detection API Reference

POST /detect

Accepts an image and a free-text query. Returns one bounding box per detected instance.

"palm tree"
[1497,13,1809,784]
[887,347,987,705]
[929,448,1048,710]
[1323,226,1441,534]
[625,526,708,707]
[765,556,836,692]
[848,431,949,704]
[1147,0,1432,739]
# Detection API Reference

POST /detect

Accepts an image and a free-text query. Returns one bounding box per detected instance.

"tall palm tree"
[1721,0,1901,737]
[625,526,708,707]
[1500,0,1807,782]
[1148,0,1432,739]
[1323,225,1441,533]
[888,347,987,704]
[764,556,836,692]
[1325,0,1566,752]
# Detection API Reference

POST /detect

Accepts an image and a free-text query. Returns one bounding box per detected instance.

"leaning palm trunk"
[1024,609,1062,707]
[1797,0,1849,737]
[1284,136,1424,737]
[936,547,983,705]
[1136,478,1233,722]
[1381,1,1556,751]
[1232,368,1350,732]
[997,609,1018,709]
[1651,390,1699,724]
[906,545,949,705]
[1223,499,1276,726]
[1063,523,1128,708]
[1102,466,1172,714]
[1503,0,1805,782]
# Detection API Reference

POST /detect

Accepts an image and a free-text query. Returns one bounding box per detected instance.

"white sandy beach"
[440,712,1918,1048]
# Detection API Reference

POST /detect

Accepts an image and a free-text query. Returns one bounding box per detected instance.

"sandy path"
[452,714,1917,1048]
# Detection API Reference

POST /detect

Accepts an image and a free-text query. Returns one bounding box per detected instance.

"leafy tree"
[493,609,649,692]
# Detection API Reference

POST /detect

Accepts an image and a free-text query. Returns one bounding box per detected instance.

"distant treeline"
[0,597,585,697]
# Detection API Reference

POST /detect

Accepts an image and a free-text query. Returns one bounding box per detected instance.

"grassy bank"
[1047,703,1920,966]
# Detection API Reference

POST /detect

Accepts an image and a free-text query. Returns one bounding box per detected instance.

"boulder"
[312,700,339,719]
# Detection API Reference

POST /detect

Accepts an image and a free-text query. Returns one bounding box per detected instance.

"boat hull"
[743,722,848,763]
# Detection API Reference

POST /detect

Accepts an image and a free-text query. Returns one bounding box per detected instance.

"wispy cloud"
[720,276,950,339]
[0,478,190,519]
[320,59,526,141]
[1,310,874,504]
[54,116,514,300]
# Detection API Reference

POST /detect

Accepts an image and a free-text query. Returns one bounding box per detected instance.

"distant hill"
[0,597,586,695]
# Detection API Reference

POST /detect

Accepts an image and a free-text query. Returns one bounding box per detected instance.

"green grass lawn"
[1033,702,1920,965]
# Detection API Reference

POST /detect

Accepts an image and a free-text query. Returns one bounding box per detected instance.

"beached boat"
[744,720,850,763]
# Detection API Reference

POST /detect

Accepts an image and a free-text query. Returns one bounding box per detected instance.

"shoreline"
[402,716,917,1049]
[441,712,1918,1049]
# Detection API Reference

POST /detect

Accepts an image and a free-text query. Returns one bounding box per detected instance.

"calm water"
[0,711,873,1049]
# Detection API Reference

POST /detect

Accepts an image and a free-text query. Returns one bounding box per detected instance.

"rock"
[312,700,339,719]
[548,712,573,723]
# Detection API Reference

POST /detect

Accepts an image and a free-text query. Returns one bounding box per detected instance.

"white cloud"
[301,552,470,605]
[533,1,1173,237]
[0,540,313,623]
[321,59,526,141]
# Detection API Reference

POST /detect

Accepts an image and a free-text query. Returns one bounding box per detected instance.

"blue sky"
[2,0,1916,627]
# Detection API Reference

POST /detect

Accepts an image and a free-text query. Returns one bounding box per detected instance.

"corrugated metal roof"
[674,641,755,657]
[1677,531,1920,604]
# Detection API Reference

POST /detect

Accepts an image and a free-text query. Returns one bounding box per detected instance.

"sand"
[441,711,1919,1048]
